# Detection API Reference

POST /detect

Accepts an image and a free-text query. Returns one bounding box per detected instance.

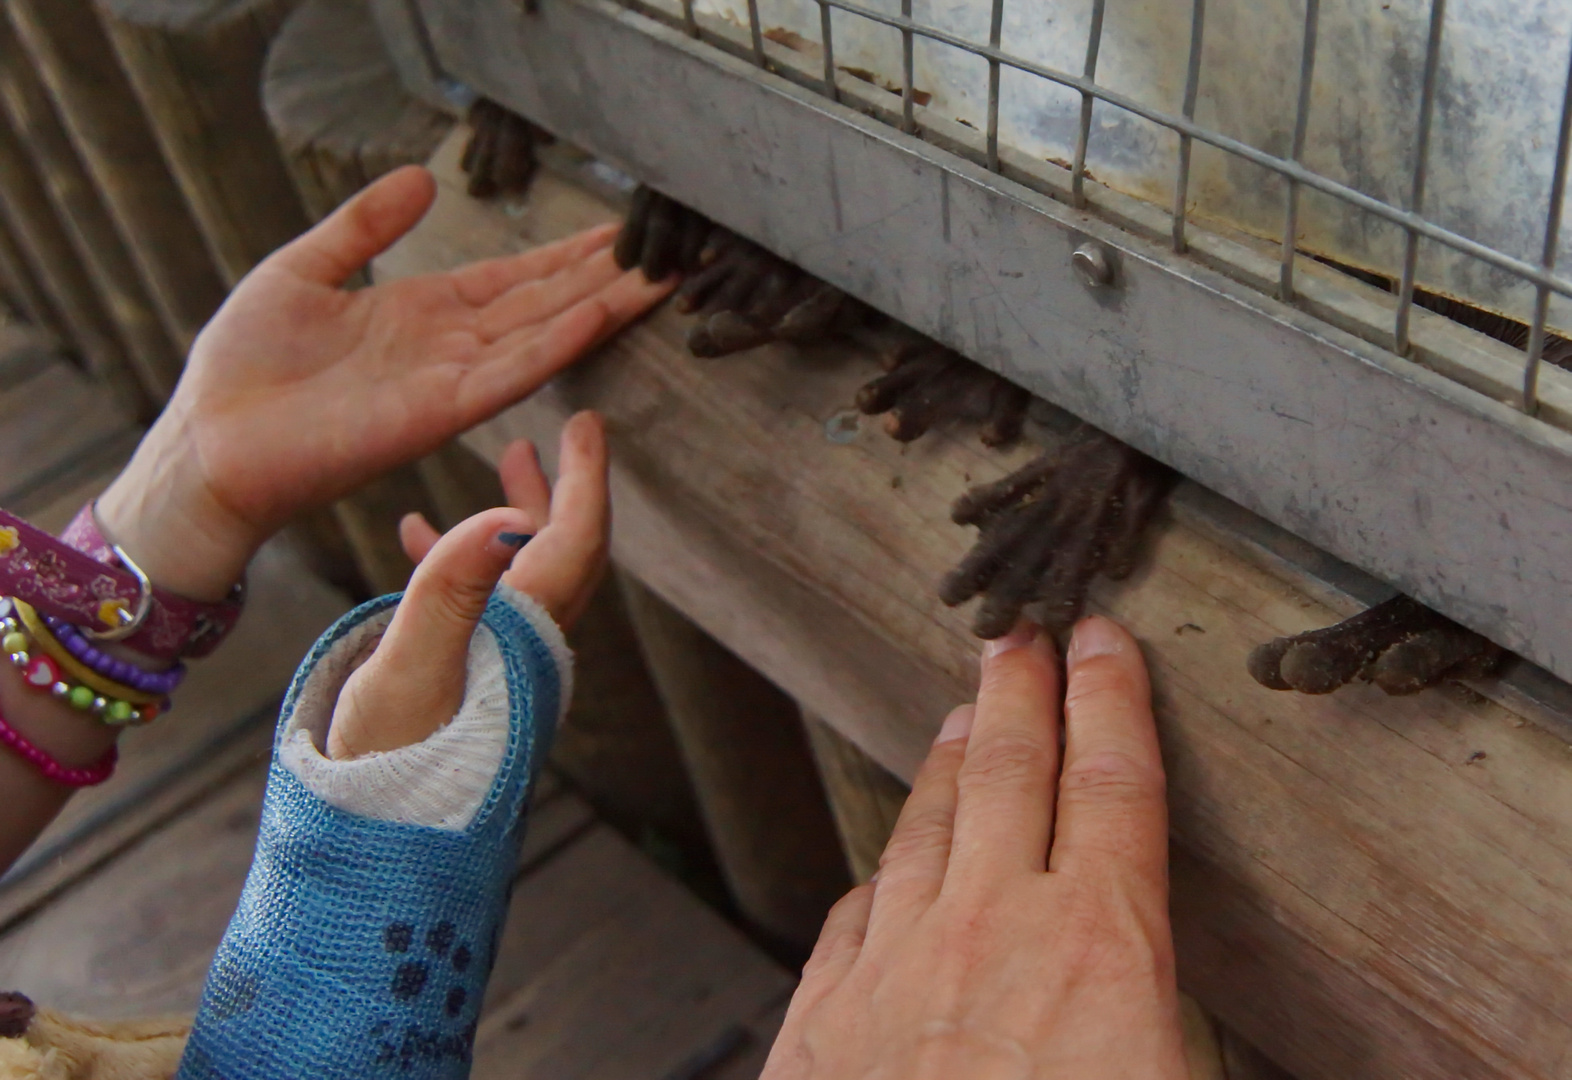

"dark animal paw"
[461,99,551,199]
[1247,595,1503,695]
[614,184,716,283]
[940,425,1175,638]
[671,226,863,356]
[855,336,1030,446]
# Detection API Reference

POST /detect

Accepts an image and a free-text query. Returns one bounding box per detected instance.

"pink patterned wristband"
[0,705,117,787]
[0,505,244,662]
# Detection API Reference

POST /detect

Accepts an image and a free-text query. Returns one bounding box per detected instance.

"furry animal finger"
[461,99,551,199]
[1248,595,1503,696]
[941,425,1175,638]
[613,185,715,282]
[855,342,1031,447]
[672,229,863,357]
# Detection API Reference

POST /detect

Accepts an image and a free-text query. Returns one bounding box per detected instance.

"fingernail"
[492,531,533,556]
[1068,615,1124,666]
[983,620,1039,659]
[935,705,974,744]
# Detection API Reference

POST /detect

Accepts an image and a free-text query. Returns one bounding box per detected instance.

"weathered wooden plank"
[0,13,181,402]
[0,216,64,343]
[4,0,227,356]
[5,432,143,531]
[0,103,146,417]
[0,718,274,940]
[97,0,310,286]
[262,0,452,222]
[370,132,1572,1080]
[0,360,137,508]
[618,573,849,956]
[327,463,442,594]
[365,0,462,117]
[801,710,907,885]
[0,761,270,1017]
[553,575,723,895]
[0,322,57,386]
[475,825,793,1080]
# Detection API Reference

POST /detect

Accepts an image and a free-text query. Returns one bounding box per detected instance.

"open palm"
[179,166,665,531]
[98,167,668,598]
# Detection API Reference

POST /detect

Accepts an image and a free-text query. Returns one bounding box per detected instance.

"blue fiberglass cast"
[177,592,558,1079]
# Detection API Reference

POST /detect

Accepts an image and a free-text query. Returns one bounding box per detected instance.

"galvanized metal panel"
[418,0,1572,682]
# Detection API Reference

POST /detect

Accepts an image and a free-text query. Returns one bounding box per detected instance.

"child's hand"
[325,412,609,760]
[96,168,668,601]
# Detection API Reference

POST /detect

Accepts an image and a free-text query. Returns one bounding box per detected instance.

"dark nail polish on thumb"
[498,531,533,549]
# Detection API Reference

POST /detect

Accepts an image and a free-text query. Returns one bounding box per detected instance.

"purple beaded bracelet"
[0,705,117,787]
[43,614,185,696]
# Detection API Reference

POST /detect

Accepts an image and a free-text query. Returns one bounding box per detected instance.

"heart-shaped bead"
[25,655,60,688]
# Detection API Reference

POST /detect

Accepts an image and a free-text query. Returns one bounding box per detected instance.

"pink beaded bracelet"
[0,706,117,787]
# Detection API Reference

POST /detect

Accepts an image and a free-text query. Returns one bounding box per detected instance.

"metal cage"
[408,0,1572,682]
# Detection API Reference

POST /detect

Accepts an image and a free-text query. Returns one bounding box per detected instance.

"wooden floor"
[0,322,794,1079]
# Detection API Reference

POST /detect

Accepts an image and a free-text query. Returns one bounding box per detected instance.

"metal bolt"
[1071,241,1116,288]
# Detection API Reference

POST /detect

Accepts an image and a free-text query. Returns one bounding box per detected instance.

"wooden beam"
[325,465,439,595]
[0,13,181,402]
[262,0,452,222]
[373,133,1572,1080]
[0,212,64,343]
[0,103,147,417]
[801,711,907,886]
[96,0,310,286]
[4,0,226,356]
[618,572,850,958]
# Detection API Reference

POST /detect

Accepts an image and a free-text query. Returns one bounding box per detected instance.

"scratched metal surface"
[690,0,1572,334]
[419,0,1572,680]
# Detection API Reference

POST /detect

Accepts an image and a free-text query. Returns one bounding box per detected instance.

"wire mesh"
[1170,0,1204,254]
[1277,0,1319,301]
[630,0,1572,416]
[984,0,1003,172]
[1070,0,1106,210]
[1393,0,1447,358]
[1523,42,1572,413]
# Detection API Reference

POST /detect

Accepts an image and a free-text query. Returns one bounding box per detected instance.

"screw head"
[1071,242,1116,288]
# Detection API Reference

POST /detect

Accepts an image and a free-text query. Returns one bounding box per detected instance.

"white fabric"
[278,584,573,830]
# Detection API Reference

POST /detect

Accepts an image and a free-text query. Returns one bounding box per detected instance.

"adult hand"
[326,414,608,759]
[763,616,1186,1080]
[97,166,670,600]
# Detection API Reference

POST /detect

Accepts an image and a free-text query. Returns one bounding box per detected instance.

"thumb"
[327,507,533,759]
[269,165,437,288]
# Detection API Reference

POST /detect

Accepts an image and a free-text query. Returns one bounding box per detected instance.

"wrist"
[96,413,263,602]
[0,662,119,769]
